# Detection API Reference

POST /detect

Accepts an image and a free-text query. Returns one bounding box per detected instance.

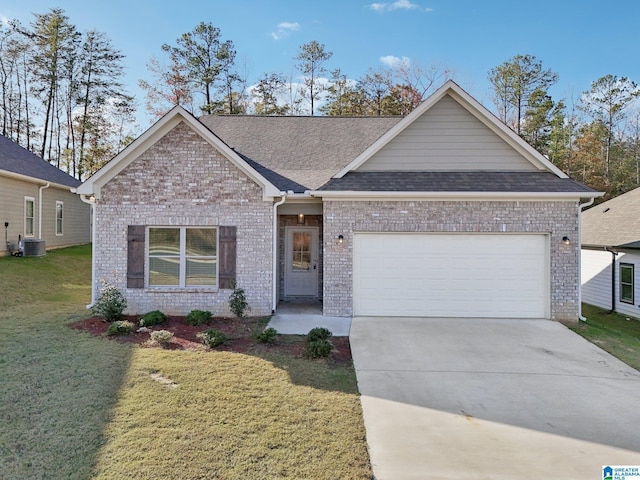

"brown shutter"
[218,226,236,289]
[127,225,145,289]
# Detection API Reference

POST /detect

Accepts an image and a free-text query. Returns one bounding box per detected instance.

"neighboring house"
[77,81,599,321]
[581,187,640,319]
[1,135,90,256]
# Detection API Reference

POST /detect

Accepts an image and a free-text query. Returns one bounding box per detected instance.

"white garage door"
[353,233,549,318]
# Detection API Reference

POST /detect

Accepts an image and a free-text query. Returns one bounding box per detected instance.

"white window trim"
[147,226,218,289]
[24,196,35,238]
[620,263,635,305]
[55,201,64,236]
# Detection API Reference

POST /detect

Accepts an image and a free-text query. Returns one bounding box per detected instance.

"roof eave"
[1,169,76,190]
[311,190,602,200]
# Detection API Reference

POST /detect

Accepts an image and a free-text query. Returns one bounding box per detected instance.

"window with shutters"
[148,227,217,287]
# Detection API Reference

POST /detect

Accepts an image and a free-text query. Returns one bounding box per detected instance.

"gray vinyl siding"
[0,175,90,255]
[581,249,640,319]
[356,94,539,172]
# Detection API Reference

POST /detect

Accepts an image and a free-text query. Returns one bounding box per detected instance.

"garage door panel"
[353,233,548,318]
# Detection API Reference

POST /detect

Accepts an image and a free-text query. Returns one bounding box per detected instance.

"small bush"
[139,310,167,327]
[186,309,212,326]
[306,340,334,358]
[307,327,332,342]
[106,320,135,336]
[197,329,228,348]
[150,330,174,347]
[229,286,250,318]
[255,327,278,344]
[92,281,127,321]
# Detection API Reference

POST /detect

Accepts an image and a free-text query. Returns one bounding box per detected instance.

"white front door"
[284,226,319,297]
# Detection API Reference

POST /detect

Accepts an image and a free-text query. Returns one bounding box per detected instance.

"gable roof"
[77,106,281,199]
[334,80,568,179]
[199,115,401,191]
[582,187,640,249]
[0,134,81,188]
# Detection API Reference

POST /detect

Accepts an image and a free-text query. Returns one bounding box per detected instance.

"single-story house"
[1,134,91,256]
[76,80,600,321]
[581,186,640,319]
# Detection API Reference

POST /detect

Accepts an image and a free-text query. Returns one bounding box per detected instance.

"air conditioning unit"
[23,239,46,257]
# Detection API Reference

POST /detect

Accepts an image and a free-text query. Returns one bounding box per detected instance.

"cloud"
[271,22,301,40]
[380,55,411,69]
[368,1,432,12]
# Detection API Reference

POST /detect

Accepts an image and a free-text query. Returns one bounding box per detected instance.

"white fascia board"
[77,106,280,199]
[311,190,604,201]
[334,80,569,180]
[1,169,75,191]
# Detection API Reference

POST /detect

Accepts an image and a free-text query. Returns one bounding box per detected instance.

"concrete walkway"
[350,317,640,479]
[267,302,351,336]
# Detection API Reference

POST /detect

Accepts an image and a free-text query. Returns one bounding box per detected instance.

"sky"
[2,0,640,127]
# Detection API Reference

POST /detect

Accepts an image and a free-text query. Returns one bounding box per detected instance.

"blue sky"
[2,0,640,125]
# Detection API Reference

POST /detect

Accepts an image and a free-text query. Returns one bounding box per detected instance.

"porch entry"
[284,226,319,297]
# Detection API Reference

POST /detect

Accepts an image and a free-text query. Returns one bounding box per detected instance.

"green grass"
[567,304,640,371]
[0,245,372,479]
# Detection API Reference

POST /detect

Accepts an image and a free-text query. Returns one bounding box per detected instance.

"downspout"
[272,193,287,313]
[578,197,595,321]
[605,247,618,314]
[79,194,96,309]
[38,183,50,239]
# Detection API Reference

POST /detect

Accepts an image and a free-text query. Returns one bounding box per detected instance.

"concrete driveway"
[350,317,640,479]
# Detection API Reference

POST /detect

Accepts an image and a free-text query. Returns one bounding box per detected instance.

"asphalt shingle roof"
[0,134,81,187]
[319,171,594,193]
[582,186,640,249]
[199,115,402,191]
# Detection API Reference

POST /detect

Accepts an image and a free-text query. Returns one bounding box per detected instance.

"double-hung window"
[620,263,634,304]
[24,197,35,237]
[148,227,217,287]
[55,201,64,236]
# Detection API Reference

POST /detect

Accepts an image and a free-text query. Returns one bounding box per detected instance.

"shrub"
[92,281,127,321]
[254,327,278,344]
[186,309,212,326]
[306,340,334,358]
[106,320,135,336]
[306,327,334,358]
[307,327,332,343]
[150,330,174,347]
[197,328,228,348]
[229,286,250,318]
[139,310,167,327]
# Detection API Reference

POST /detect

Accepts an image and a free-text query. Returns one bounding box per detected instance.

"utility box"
[23,239,46,257]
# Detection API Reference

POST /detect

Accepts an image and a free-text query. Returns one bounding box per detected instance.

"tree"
[139,54,194,119]
[357,67,392,115]
[294,40,332,115]
[161,22,236,114]
[488,54,559,135]
[579,75,640,184]
[251,72,289,115]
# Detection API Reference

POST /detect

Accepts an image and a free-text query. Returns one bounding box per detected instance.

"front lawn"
[567,304,640,371]
[0,245,372,479]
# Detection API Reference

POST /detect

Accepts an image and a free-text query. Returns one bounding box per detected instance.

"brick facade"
[95,122,273,316]
[322,200,580,321]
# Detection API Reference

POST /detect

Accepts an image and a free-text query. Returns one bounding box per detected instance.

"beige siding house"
[77,81,600,321]
[1,135,90,255]
[581,187,640,319]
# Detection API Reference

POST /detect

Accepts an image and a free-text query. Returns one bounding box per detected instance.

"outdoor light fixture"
[562,236,571,245]
[338,234,344,244]
[297,213,305,224]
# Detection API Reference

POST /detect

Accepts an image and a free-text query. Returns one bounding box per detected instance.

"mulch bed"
[69,315,352,363]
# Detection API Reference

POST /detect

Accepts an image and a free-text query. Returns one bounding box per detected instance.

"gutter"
[38,183,50,239]
[605,247,618,314]
[578,197,595,321]
[78,193,97,309]
[272,193,287,313]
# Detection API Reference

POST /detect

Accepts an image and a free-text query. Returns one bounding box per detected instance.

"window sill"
[144,287,219,294]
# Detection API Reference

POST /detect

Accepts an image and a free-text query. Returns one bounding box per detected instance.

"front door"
[284,226,319,297]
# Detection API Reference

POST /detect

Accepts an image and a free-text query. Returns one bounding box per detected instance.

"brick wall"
[95,121,273,316]
[323,200,579,321]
